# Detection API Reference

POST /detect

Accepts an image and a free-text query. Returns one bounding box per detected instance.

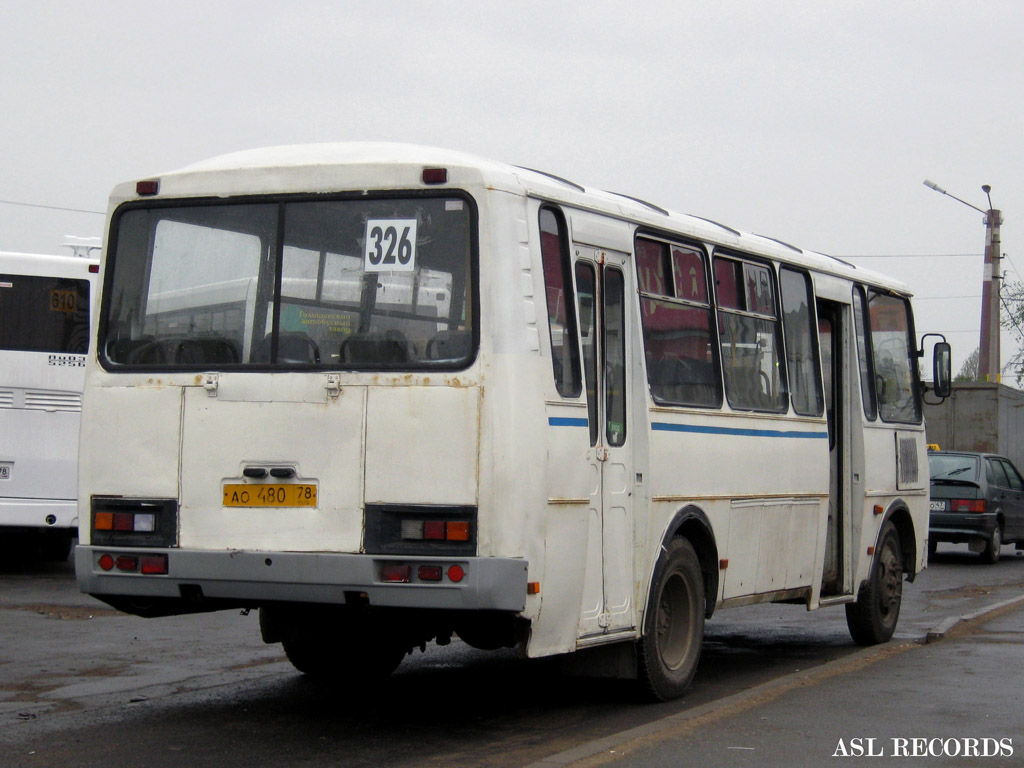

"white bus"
[1,247,99,560]
[75,144,951,700]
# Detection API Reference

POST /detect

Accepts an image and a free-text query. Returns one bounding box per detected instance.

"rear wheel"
[846,520,902,645]
[281,613,406,681]
[982,522,1003,564]
[636,538,705,701]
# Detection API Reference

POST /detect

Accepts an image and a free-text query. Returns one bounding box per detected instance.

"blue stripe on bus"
[548,417,589,428]
[651,422,828,439]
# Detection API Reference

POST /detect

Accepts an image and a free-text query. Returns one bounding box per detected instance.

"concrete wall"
[924,382,1024,468]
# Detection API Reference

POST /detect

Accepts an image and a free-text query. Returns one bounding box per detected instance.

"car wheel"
[846,520,902,645]
[982,522,1003,564]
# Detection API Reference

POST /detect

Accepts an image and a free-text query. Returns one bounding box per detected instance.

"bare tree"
[956,347,980,382]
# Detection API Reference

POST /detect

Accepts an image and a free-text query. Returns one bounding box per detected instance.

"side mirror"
[932,341,952,398]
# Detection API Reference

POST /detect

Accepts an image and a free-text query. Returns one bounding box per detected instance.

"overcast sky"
[2,0,1021,374]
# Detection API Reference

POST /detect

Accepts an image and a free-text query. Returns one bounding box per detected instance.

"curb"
[526,594,1024,768]
[924,592,1024,643]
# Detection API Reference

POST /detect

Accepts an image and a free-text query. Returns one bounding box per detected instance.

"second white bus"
[1,248,98,560]
[76,144,950,700]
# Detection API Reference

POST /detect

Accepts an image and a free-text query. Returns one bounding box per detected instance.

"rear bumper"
[75,546,528,613]
[929,512,998,543]
[0,497,77,531]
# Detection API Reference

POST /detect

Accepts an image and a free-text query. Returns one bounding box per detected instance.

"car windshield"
[929,454,980,481]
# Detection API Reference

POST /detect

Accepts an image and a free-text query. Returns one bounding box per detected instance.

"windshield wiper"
[932,466,973,479]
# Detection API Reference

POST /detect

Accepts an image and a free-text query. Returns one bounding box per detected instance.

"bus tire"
[636,537,704,701]
[283,630,405,681]
[845,520,902,645]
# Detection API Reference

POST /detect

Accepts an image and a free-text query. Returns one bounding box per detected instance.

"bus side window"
[780,268,823,417]
[539,207,582,398]
[714,256,787,412]
[852,286,877,420]
[635,237,720,408]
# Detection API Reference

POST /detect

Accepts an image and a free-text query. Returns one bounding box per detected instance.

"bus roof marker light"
[136,179,160,196]
[422,168,448,185]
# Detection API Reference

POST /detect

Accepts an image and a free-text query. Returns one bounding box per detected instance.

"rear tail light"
[417,565,443,581]
[381,564,412,583]
[380,562,466,583]
[951,499,986,513]
[96,552,167,575]
[94,510,157,533]
[140,554,169,575]
[423,520,445,540]
[401,519,473,542]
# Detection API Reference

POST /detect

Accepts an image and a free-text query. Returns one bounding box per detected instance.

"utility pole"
[924,181,1003,381]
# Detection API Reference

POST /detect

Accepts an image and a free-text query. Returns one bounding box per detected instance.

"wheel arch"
[882,502,918,583]
[653,504,719,619]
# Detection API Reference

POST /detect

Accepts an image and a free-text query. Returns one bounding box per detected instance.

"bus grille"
[24,390,83,412]
[0,389,13,408]
[897,435,919,487]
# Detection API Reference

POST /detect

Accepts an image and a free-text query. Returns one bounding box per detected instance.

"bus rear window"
[102,195,475,370]
[0,274,90,354]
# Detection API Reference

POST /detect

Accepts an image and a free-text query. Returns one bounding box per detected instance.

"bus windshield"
[101,195,475,370]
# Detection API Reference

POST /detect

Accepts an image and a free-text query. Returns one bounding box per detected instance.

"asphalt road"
[1,542,1023,768]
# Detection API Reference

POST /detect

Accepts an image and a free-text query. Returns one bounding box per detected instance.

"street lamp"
[923,180,1003,382]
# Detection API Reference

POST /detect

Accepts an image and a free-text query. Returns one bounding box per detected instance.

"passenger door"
[575,246,636,640]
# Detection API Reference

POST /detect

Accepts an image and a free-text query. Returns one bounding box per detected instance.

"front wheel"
[846,520,902,645]
[636,538,705,701]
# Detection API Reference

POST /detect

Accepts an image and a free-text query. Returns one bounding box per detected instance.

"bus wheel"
[283,629,405,681]
[846,520,902,645]
[636,537,705,701]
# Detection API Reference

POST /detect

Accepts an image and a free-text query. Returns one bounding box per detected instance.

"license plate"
[929,500,946,511]
[222,483,317,508]
[0,463,10,480]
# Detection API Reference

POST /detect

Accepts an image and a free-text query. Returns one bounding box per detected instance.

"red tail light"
[951,499,986,513]
[381,564,411,583]
[140,554,169,575]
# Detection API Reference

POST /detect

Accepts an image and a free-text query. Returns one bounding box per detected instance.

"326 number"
[365,219,416,272]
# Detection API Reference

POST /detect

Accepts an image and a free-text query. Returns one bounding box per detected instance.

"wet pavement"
[1,543,1023,767]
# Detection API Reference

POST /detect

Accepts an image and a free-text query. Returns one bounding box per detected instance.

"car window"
[999,460,1024,492]
[929,454,979,480]
[988,459,1010,488]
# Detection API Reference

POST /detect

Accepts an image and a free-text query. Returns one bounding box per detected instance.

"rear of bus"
[76,147,529,677]
[0,252,96,560]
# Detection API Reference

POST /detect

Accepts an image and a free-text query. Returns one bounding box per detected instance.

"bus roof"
[117,142,909,295]
[0,250,99,278]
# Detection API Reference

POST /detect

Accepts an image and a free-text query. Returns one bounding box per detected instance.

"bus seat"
[173,338,240,365]
[251,333,320,364]
[107,337,156,364]
[427,330,470,360]
[339,331,409,364]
